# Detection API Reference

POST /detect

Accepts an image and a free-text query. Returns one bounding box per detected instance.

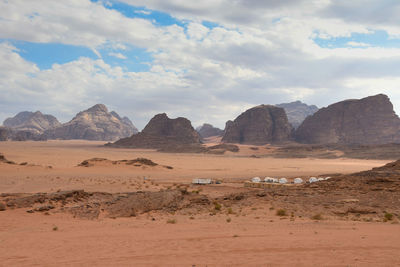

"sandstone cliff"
[0,126,45,141]
[295,94,400,145]
[222,105,292,145]
[110,113,201,149]
[3,111,60,134]
[44,104,137,141]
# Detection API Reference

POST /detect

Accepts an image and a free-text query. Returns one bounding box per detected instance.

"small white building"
[251,177,261,183]
[192,178,212,185]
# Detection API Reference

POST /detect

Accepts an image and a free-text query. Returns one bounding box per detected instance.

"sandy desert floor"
[1,140,399,266]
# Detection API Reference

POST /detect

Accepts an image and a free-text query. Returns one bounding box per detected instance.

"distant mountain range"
[3,94,400,146]
[1,104,138,141]
[276,101,318,129]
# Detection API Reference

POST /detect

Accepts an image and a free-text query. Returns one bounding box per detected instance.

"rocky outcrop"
[295,94,400,145]
[0,126,45,141]
[110,113,201,149]
[196,123,224,139]
[44,104,137,141]
[222,105,292,145]
[276,101,318,129]
[110,111,138,134]
[3,111,60,135]
[0,127,10,141]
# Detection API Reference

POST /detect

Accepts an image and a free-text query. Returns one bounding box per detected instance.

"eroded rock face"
[3,111,60,135]
[295,94,400,145]
[276,101,318,129]
[0,126,45,141]
[222,105,292,145]
[110,111,138,134]
[0,127,10,141]
[196,123,224,139]
[44,104,137,141]
[110,113,201,148]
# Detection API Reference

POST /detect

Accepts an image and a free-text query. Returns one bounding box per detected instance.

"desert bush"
[311,214,323,220]
[384,212,393,221]
[214,202,222,211]
[276,209,287,216]
[167,219,177,224]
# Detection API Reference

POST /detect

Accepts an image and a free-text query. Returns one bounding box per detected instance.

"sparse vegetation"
[52,226,58,231]
[226,217,231,223]
[276,209,287,216]
[227,207,234,214]
[311,214,323,220]
[384,212,393,221]
[167,218,177,224]
[214,202,222,211]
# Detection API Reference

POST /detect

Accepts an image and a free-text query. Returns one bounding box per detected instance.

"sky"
[1,0,400,129]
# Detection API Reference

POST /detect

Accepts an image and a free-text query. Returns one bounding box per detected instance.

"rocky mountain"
[222,105,292,145]
[196,123,224,139]
[44,104,137,141]
[276,101,318,129]
[110,111,138,134]
[295,94,400,145]
[110,113,201,149]
[3,111,61,134]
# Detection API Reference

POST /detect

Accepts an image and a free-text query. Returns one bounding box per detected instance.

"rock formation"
[196,123,224,139]
[3,111,61,135]
[276,101,318,128]
[110,113,201,149]
[0,127,10,141]
[222,105,292,145]
[110,111,138,134]
[44,104,137,141]
[295,94,400,145]
[0,126,45,141]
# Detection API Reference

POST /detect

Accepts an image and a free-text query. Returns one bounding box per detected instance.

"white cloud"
[2,0,400,129]
[108,52,127,59]
[346,41,371,47]
[134,10,152,15]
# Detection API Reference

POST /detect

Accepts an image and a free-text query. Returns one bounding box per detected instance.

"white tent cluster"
[308,177,331,183]
[250,176,332,184]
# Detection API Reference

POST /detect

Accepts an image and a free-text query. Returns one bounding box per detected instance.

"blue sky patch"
[313,30,400,49]
[10,41,98,69]
[6,40,152,72]
[93,0,187,27]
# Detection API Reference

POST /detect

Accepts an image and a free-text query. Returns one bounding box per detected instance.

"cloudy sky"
[1,0,400,129]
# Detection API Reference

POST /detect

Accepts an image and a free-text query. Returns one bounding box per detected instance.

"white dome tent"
[279,178,288,184]
[294,178,303,184]
[251,177,261,183]
[264,177,275,183]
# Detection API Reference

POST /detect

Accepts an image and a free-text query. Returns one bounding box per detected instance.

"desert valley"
[1,94,400,266]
